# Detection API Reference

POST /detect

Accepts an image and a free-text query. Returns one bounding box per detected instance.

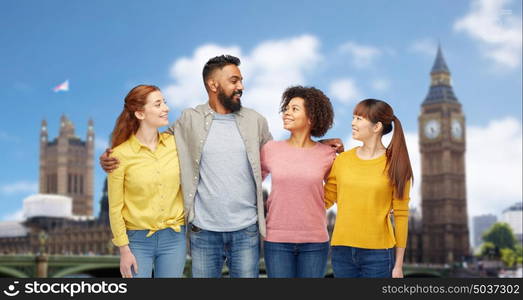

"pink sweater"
[261,140,336,243]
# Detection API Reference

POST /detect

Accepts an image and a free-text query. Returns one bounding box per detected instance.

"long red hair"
[353,99,413,199]
[110,85,160,148]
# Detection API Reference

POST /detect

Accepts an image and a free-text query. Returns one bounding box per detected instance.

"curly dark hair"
[202,55,241,90]
[280,86,334,137]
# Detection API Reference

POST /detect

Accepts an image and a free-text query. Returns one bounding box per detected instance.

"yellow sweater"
[324,147,410,249]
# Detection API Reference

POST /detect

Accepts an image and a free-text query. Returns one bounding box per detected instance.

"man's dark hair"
[202,55,241,90]
[280,86,334,138]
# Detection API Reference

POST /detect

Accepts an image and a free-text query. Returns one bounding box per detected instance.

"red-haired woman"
[107,85,185,278]
[324,99,413,278]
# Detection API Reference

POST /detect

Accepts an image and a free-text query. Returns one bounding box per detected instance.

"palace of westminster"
[0,47,471,265]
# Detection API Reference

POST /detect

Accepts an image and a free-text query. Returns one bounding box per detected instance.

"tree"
[515,245,523,265]
[482,223,517,250]
[480,242,499,259]
[500,248,517,267]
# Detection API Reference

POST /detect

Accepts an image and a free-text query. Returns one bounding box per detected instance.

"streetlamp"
[36,231,49,278]
[38,231,48,255]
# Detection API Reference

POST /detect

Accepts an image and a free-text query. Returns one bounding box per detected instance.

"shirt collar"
[129,132,166,153]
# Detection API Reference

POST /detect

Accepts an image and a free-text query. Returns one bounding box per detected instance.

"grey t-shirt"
[192,113,257,231]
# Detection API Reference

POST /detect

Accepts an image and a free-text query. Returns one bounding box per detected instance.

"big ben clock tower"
[419,46,470,264]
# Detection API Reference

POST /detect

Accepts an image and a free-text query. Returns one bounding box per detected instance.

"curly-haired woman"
[260,86,336,278]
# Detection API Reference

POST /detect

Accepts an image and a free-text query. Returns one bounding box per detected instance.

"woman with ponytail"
[108,85,186,278]
[324,99,413,278]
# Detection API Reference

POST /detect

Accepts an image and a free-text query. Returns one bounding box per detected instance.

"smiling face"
[214,64,244,112]
[282,97,311,133]
[134,90,169,128]
[351,114,378,141]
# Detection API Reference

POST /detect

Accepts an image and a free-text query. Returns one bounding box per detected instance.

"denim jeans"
[331,246,394,278]
[189,223,260,278]
[127,226,187,278]
[264,241,329,278]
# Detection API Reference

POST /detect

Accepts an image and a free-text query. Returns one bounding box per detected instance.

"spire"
[431,44,450,74]
[98,178,109,224]
[40,120,47,133]
[40,119,48,143]
[87,118,94,135]
[87,118,94,144]
[424,44,458,104]
[59,114,75,138]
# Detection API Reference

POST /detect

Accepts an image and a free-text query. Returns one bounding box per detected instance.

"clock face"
[451,119,463,139]
[424,119,441,139]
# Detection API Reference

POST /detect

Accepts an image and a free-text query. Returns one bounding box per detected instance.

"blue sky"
[1,0,521,222]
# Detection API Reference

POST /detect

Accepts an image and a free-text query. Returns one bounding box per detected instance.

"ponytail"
[386,115,413,199]
[110,85,159,148]
[110,109,141,148]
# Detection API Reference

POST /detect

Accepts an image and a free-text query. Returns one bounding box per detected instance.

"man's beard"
[218,89,242,113]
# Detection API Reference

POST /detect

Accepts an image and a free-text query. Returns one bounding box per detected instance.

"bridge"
[0,255,451,278]
[0,255,121,278]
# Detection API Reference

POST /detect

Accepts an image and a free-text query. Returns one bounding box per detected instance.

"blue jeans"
[331,246,394,278]
[264,241,329,278]
[127,226,187,278]
[189,223,260,278]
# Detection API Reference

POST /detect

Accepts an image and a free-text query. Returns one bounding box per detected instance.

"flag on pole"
[53,80,69,92]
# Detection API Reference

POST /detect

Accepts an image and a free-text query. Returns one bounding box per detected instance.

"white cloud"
[371,78,391,92]
[329,78,362,104]
[164,35,322,139]
[404,133,421,211]
[409,38,438,56]
[454,0,522,68]
[1,181,38,195]
[338,41,381,68]
[466,117,522,217]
